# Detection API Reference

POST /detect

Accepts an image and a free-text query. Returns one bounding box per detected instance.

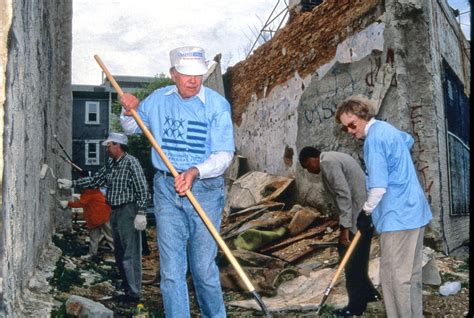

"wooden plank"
[274,238,317,263]
[271,230,340,263]
[259,219,338,253]
[221,202,285,237]
[223,211,293,240]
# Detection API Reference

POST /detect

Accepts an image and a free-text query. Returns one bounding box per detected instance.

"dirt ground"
[50,223,470,317]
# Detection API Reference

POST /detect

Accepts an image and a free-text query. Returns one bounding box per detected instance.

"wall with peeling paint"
[427,0,470,253]
[226,0,469,252]
[235,74,306,175]
[1,0,72,315]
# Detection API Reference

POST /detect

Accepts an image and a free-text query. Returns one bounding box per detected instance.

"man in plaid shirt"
[58,132,149,303]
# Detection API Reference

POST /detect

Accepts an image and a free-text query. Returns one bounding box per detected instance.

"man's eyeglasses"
[107,142,118,147]
[341,120,357,132]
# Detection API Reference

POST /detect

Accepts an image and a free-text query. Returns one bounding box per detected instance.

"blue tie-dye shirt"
[136,85,235,172]
[364,120,432,232]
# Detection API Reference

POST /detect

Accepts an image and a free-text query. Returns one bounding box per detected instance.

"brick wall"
[226,0,383,126]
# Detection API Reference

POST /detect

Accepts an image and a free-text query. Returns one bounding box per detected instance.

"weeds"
[49,257,84,292]
[50,303,75,318]
[457,256,469,271]
[53,232,88,257]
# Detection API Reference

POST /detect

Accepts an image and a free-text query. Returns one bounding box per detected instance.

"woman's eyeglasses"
[341,120,357,132]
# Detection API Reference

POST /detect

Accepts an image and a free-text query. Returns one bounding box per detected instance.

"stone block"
[66,295,113,318]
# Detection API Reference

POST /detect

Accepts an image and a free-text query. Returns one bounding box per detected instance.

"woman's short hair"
[335,95,374,123]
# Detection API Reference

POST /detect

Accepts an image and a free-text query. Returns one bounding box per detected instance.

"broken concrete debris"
[228,268,348,311]
[422,246,442,286]
[66,295,113,317]
[220,169,444,312]
[220,170,346,311]
[287,205,321,236]
[225,171,294,212]
[48,168,458,315]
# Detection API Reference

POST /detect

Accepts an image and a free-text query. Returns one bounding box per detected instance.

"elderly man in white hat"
[58,132,150,303]
[120,46,234,317]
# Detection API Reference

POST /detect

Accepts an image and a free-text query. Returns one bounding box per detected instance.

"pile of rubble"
[49,160,469,316]
[217,159,468,314]
[219,167,358,312]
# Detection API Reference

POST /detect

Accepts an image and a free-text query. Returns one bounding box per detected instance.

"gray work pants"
[380,227,424,318]
[110,203,142,298]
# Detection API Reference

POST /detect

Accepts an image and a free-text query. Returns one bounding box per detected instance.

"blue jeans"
[154,171,226,318]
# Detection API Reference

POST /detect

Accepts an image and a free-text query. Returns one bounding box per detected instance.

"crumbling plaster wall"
[226,0,469,251]
[227,0,383,204]
[227,0,382,175]
[1,0,72,316]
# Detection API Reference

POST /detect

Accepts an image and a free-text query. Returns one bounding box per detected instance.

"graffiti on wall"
[410,103,434,203]
[303,48,397,126]
[303,65,357,125]
[304,103,336,125]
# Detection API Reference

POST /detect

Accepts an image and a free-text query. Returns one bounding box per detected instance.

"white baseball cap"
[102,132,128,146]
[169,46,208,76]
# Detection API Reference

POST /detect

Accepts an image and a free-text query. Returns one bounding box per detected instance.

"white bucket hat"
[170,46,208,76]
[102,132,128,146]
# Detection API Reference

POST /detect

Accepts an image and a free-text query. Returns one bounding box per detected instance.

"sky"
[72,0,288,85]
[72,0,471,85]
[448,0,471,39]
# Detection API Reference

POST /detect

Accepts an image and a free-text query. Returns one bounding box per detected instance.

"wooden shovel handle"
[328,230,362,289]
[93,54,256,293]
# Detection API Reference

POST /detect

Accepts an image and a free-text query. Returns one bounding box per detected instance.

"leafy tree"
[110,74,173,118]
[111,74,174,199]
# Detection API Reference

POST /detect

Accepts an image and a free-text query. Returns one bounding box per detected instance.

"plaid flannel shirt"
[73,153,149,210]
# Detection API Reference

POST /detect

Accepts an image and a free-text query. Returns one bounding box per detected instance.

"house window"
[85,101,100,124]
[85,141,100,165]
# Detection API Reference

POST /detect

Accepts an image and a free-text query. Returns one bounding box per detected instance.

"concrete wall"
[1,0,72,315]
[0,0,11,311]
[226,0,469,252]
[428,0,470,253]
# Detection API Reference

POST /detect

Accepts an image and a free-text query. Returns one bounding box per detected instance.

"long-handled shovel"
[315,230,362,315]
[94,55,272,317]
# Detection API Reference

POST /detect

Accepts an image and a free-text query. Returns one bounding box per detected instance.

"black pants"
[337,228,378,309]
[142,230,151,256]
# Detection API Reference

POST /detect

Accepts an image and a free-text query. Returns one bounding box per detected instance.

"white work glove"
[58,178,73,189]
[134,213,147,231]
[72,193,81,200]
[60,200,69,209]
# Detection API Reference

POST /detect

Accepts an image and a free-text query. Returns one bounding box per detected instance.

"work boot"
[333,304,366,317]
[115,294,140,304]
[366,289,382,302]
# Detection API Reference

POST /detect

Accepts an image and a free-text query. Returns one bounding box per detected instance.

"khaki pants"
[89,222,113,255]
[380,227,424,318]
